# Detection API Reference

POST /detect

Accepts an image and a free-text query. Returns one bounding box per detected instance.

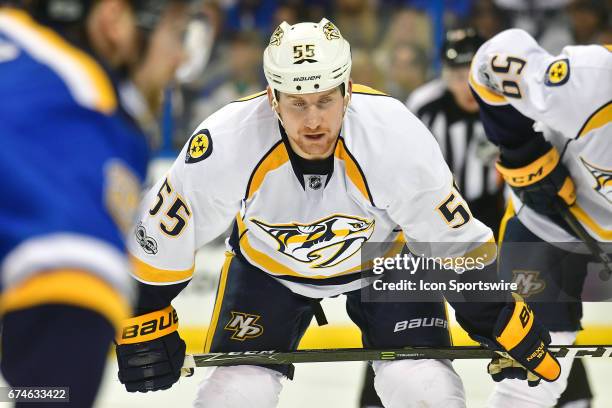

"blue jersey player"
[0,1,190,406]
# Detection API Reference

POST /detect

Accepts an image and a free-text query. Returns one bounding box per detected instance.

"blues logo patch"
[185,129,213,164]
[545,59,570,86]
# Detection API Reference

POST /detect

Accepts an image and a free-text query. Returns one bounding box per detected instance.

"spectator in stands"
[567,0,610,44]
[350,48,384,91]
[333,0,381,49]
[383,42,429,101]
[188,31,265,131]
[469,0,510,39]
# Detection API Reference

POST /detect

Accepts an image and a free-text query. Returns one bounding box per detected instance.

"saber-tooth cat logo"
[580,157,612,204]
[251,214,375,268]
[224,312,263,341]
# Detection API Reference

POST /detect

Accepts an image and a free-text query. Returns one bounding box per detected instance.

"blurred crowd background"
[163,0,611,153]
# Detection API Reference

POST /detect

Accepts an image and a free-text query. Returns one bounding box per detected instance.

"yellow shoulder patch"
[185,129,213,164]
[545,59,570,86]
[351,84,388,96]
[576,101,612,138]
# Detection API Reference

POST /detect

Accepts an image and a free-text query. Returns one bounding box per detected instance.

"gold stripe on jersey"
[604,45,612,52]
[460,237,497,264]
[351,84,388,96]
[1,9,117,114]
[204,252,234,352]
[246,142,290,200]
[468,72,508,106]
[576,101,612,138]
[130,254,194,284]
[235,90,267,102]
[498,200,516,245]
[0,269,130,329]
[335,138,374,205]
[569,204,612,240]
[236,213,248,238]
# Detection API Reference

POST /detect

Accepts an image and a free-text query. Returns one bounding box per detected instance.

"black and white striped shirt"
[407,79,505,233]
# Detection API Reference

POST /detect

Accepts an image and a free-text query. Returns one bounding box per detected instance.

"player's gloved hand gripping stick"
[495,144,576,214]
[115,306,191,392]
[496,143,612,279]
[478,293,561,387]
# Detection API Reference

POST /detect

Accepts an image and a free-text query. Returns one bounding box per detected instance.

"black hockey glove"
[115,306,190,392]
[496,144,576,215]
[475,294,561,387]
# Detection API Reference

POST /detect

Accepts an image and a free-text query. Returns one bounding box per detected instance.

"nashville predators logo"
[185,129,213,164]
[224,312,263,341]
[269,25,284,46]
[251,214,375,268]
[512,270,546,297]
[580,157,612,204]
[322,21,340,40]
[545,59,570,86]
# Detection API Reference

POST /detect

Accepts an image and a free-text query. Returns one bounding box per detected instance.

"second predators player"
[117,20,560,407]
[469,29,611,407]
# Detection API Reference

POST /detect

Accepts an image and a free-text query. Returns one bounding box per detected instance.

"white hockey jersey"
[469,29,612,243]
[129,85,495,298]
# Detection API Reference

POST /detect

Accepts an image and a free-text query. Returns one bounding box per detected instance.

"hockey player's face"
[444,66,479,113]
[275,87,346,159]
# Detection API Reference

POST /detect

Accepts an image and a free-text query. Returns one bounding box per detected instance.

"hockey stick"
[180,345,612,373]
[553,200,612,281]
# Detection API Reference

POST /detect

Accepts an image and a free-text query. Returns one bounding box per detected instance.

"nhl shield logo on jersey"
[580,157,612,204]
[224,311,264,341]
[185,129,213,164]
[545,59,570,86]
[251,214,375,268]
[512,270,546,297]
[307,175,323,190]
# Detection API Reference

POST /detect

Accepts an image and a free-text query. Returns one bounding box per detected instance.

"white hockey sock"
[373,359,466,408]
[193,365,283,408]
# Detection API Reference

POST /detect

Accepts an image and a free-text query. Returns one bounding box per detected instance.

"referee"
[407,28,504,235]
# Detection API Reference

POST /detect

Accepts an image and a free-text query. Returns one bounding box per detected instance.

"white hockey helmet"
[263,18,351,96]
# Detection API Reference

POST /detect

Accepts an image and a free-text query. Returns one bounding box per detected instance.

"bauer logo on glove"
[118,305,179,344]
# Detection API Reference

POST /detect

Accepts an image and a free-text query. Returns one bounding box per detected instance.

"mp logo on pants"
[224,311,264,341]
